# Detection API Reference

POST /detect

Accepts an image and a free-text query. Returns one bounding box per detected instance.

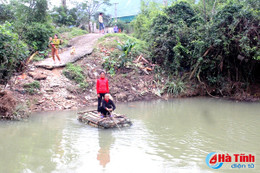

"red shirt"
[96,78,109,94]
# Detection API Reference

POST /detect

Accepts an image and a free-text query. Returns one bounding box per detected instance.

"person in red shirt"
[96,71,109,113]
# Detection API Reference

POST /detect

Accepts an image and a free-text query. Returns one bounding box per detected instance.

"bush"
[99,33,149,75]
[0,4,13,23]
[0,22,29,84]
[22,22,55,51]
[147,1,259,89]
[63,63,88,89]
[102,56,118,76]
[69,27,88,39]
[56,26,73,33]
[131,1,163,40]
[23,81,40,95]
[99,33,148,56]
[164,78,186,95]
[100,37,140,75]
[57,27,88,48]
[51,6,77,26]
[117,39,136,67]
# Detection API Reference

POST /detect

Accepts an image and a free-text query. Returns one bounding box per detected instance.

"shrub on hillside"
[22,22,55,51]
[148,1,259,89]
[0,22,29,84]
[63,63,88,90]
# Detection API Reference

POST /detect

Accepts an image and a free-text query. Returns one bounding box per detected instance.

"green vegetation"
[23,22,55,51]
[57,27,88,48]
[112,20,133,33]
[51,0,110,32]
[117,39,136,67]
[68,28,88,38]
[1,0,259,100]
[99,34,147,75]
[99,33,148,56]
[32,50,50,62]
[57,27,88,39]
[63,63,88,90]
[23,81,40,95]
[0,0,102,84]
[131,0,260,96]
[0,22,29,84]
[51,6,78,26]
[131,1,163,40]
[164,78,186,95]
[13,103,30,119]
[102,56,117,76]
[0,0,53,84]
[9,0,55,51]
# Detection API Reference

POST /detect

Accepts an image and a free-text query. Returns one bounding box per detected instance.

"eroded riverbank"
[0,33,259,120]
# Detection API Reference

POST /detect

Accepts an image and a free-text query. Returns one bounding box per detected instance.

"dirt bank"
[2,34,162,113]
[0,90,29,120]
[2,33,259,117]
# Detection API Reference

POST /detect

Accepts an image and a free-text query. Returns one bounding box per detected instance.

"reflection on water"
[97,130,115,168]
[0,98,259,173]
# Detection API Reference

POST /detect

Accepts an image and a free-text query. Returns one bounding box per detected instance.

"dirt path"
[35,33,103,69]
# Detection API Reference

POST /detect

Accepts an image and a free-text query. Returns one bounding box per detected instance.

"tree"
[81,0,111,32]
[131,0,163,40]
[10,0,54,51]
[51,6,77,26]
[11,0,49,24]
[0,4,13,23]
[138,1,259,96]
[0,22,29,84]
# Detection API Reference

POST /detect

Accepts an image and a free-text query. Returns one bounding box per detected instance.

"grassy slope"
[97,33,149,57]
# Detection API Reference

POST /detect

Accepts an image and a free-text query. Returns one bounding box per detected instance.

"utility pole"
[163,0,168,7]
[114,2,119,23]
[61,0,66,8]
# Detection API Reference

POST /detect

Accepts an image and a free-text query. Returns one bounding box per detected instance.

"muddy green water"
[0,98,259,173]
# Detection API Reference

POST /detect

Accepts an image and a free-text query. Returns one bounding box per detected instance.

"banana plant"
[117,39,136,67]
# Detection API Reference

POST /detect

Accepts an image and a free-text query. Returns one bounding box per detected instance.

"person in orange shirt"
[49,34,62,64]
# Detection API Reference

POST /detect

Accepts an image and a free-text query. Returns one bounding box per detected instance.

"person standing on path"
[113,25,118,33]
[49,34,62,64]
[96,71,109,113]
[99,13,104,34]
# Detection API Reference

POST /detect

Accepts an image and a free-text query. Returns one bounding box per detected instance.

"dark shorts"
[99,23,104,30]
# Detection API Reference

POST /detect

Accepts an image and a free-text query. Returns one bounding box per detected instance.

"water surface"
[0,98,259,173]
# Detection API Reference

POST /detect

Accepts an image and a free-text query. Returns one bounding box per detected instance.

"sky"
[49,0,84,8]
[49,0,156,17]
[49,0,199,17]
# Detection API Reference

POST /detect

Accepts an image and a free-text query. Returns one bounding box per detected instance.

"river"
[0,98,259,173]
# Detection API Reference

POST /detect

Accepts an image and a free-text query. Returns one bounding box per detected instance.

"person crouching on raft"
[49,34,62,64]
[100,94,116,117]
[96,71,109,114]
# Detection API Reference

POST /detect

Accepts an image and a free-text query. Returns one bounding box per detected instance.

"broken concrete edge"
[35,49,94,70]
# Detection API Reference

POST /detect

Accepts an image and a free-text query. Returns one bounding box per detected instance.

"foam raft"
[77,110,132,129]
